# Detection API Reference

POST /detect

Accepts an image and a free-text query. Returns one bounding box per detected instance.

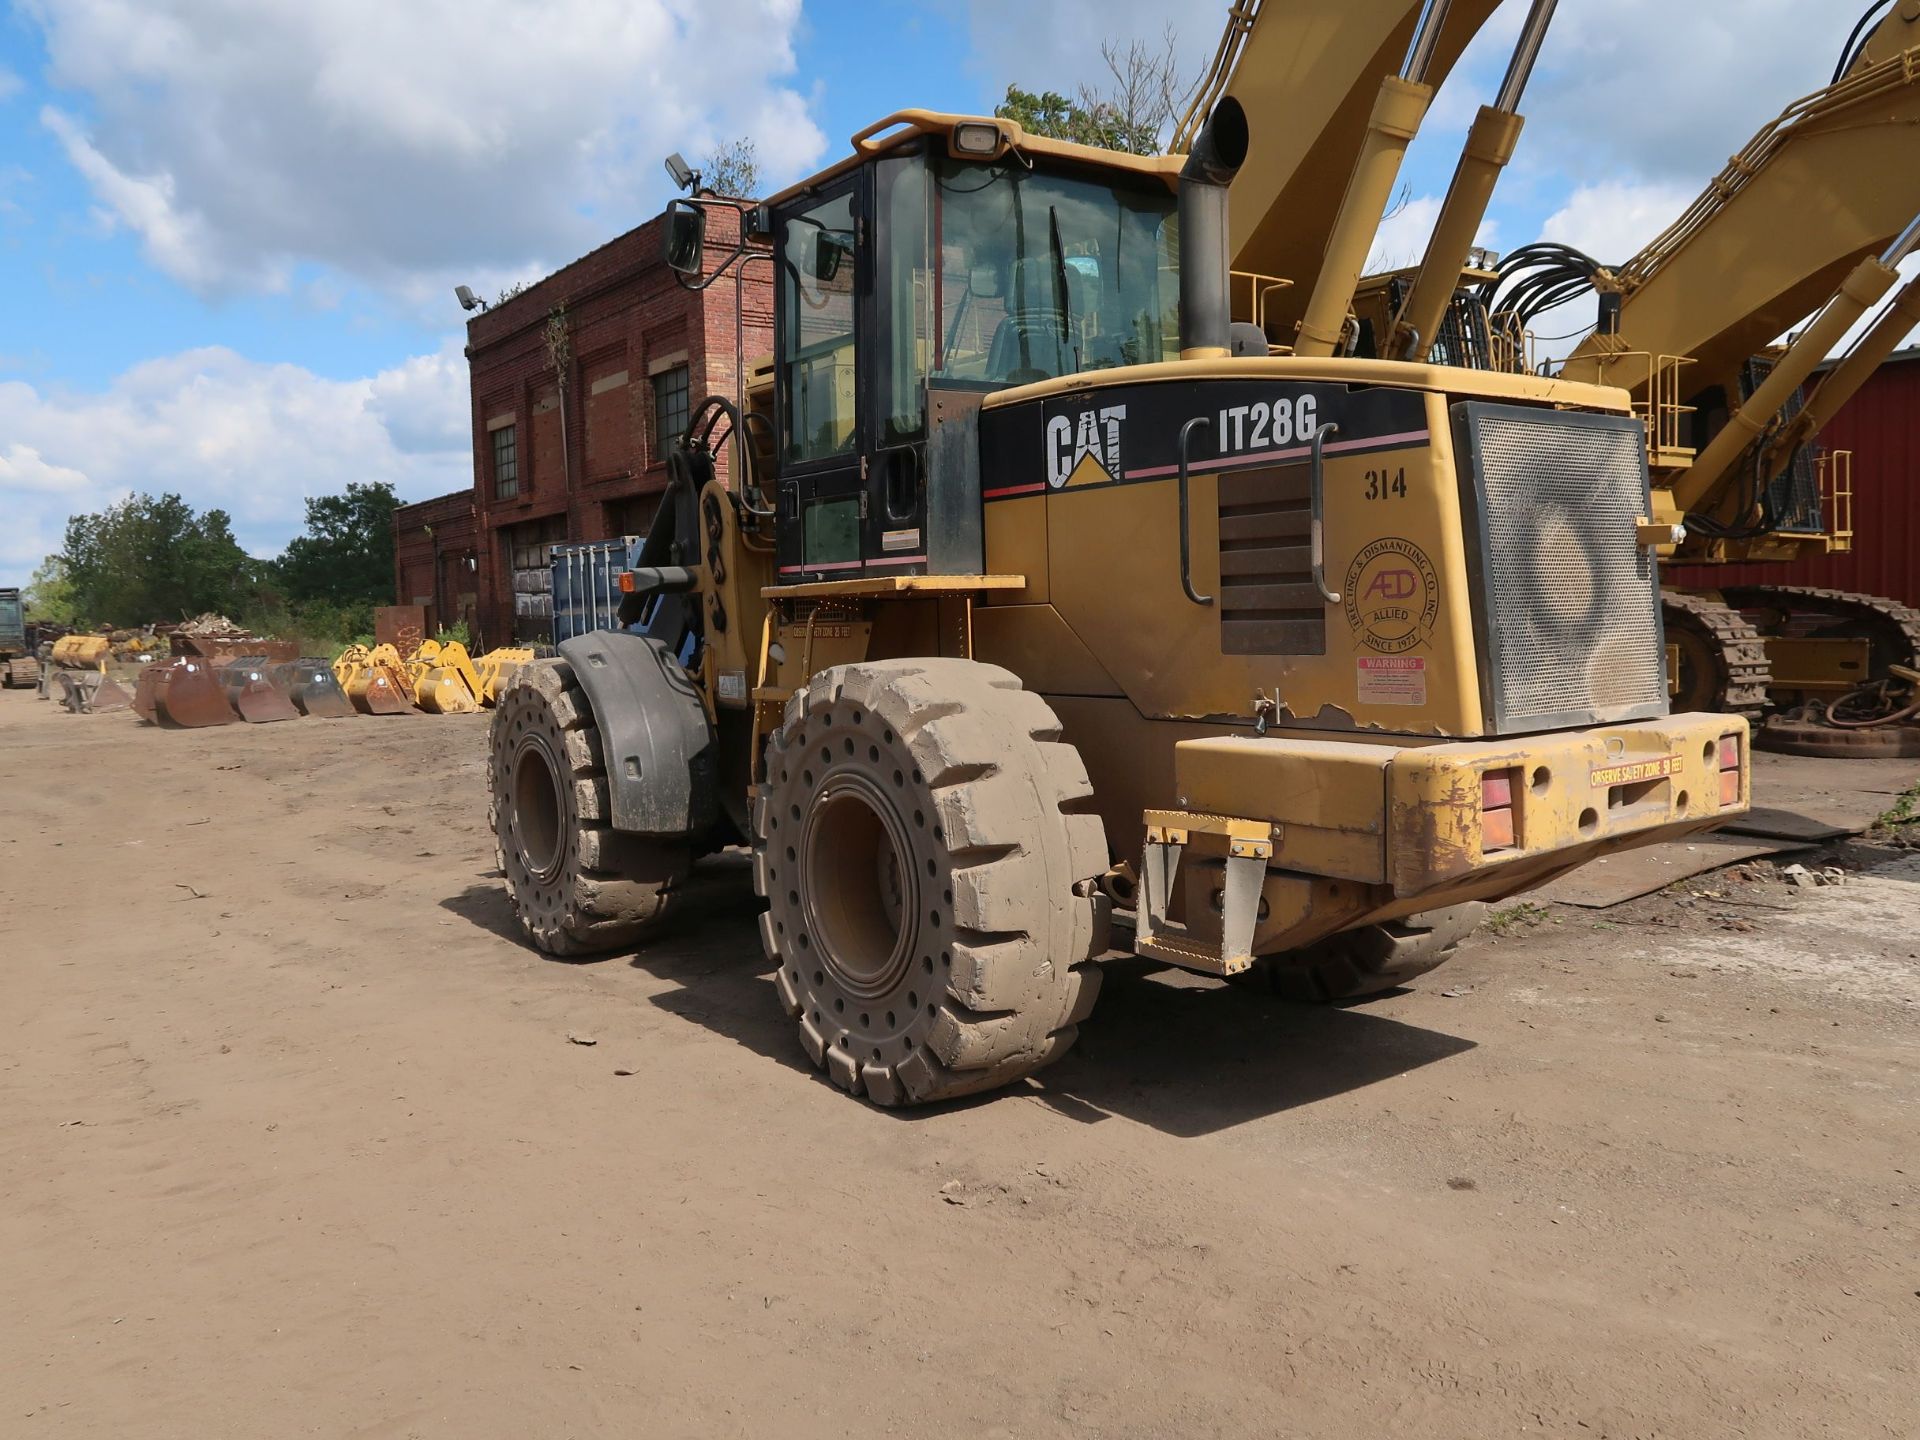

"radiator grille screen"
[1454,403,1669,733]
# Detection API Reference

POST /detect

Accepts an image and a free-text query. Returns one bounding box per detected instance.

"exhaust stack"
[1178,97,1251,360]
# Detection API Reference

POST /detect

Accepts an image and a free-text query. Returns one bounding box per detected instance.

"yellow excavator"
[482,0,1748,1109]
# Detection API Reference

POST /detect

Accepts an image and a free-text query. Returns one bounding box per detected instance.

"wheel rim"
[801,771,917,1001]
[511,737,566,882]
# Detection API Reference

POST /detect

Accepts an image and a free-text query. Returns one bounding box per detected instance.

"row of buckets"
[43,639,535,728]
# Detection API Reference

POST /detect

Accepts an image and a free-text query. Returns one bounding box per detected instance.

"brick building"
[401,204,772,649]
[390,490,479,639]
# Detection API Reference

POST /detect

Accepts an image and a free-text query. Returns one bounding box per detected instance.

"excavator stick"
[133,658,236,728]
[222,658,301,724]
[274,658,356,718]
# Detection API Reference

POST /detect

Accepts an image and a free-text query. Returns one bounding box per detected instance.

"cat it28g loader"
[487,97,1751,1107]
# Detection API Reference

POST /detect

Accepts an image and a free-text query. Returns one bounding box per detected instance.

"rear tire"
[756,659,1109,1106]
[1238,903,1484,1002]
[490,658,689,956]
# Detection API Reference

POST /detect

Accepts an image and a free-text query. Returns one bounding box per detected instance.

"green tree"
[22,555,79,624]
[60,492,259,625]
[702,137,760,199]
[275,481,400,608]
[997,30,1189,157]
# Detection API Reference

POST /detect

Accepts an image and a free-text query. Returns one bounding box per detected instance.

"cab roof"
[761,110,1184,209]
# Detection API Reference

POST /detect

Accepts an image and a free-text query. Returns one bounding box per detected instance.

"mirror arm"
[670,196,762,293]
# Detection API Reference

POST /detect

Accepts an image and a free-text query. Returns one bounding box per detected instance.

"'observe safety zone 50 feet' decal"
[979,380,1432,499]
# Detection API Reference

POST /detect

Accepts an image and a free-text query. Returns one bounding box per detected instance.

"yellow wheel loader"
[488,101,1749,1107]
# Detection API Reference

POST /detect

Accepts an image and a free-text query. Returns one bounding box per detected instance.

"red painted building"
[400,205,772,649]
[1666,344,1920,607]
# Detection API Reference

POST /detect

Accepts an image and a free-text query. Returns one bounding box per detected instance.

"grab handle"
[1177,416,1215,607]
[1310,422,1342,604]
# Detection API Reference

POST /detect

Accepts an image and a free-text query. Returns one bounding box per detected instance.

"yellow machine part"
[52,634,111,671]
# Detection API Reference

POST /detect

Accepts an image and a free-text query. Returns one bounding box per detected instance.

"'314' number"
[1365,468,1408,500]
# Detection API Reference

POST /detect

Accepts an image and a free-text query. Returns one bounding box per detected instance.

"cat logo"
[1046,405,1127,489]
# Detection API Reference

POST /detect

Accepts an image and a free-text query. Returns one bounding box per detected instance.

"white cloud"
[1539,179,1700,269]
[0,445,90,494]
[0,65,23,101]
[1520,0,1884,182]
[20,0,828,297]
[1366,194,1500,275]
[0,341,471,583]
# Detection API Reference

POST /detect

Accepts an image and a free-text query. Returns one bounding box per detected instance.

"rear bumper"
[1384,712,1748,894]
[1135,714,1750,973]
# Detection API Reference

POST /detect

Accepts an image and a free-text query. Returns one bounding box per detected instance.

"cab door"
[774,176,867,582]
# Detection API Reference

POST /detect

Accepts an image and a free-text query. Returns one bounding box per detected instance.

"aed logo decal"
[1047,406,1127,489]
[1361,568,1419,601]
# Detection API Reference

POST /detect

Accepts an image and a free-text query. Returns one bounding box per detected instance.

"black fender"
[558,631,718,839]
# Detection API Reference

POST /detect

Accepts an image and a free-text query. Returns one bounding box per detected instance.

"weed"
[1485,901,1549,936]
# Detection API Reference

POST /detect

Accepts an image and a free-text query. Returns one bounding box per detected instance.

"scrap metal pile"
[34,620,533,729]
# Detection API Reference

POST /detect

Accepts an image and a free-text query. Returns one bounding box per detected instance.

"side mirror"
[812,231,847,284]
[663,199,705,276]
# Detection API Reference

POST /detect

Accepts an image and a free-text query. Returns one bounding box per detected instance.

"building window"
[653,364,689,458]
[492,424,519,499]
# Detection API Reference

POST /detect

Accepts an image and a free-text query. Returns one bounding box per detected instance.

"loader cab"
[669,119,1183,582]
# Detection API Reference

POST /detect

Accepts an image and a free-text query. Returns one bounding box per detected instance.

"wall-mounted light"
[455,284,487,312]
[664,153,700,192]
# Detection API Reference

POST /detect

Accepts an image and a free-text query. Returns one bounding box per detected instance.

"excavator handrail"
[1617,44,1920,294]
[1172,0,1261,153]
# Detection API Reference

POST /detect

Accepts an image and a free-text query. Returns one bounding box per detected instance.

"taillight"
[1482,768,1518,852]
[1717,733,1743,807]
[617,571,637,593]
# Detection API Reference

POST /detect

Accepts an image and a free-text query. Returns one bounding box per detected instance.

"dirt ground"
[3,689,1916,1439]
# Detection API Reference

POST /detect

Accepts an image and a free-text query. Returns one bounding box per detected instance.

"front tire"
[756,659,1108,1106]
[490,658,688,956]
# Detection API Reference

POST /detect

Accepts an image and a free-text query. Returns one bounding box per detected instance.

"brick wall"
[462,205,773,647]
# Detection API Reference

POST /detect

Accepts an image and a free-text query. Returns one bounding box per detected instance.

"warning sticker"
[1357,655,1427,706]
[1591,755,1679,787]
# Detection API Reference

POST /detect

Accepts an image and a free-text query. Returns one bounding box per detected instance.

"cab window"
[779,188,858,465]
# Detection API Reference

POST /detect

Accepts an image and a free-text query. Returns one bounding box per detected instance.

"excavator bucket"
[335,642,415,714]
[473,646,535,706]
[360,670,412,713]
[57,675,133,721]
[417,667,480,714]
[222,658,301,724]
[53,669,134,714]
[414,640,484,714]
[133,657,236,728]
[274,659,356,718]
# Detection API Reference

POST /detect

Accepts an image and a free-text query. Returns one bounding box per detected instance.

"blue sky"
[1,0,1907,589]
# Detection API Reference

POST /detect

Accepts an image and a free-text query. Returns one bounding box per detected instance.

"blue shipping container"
[550,538,640,645]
